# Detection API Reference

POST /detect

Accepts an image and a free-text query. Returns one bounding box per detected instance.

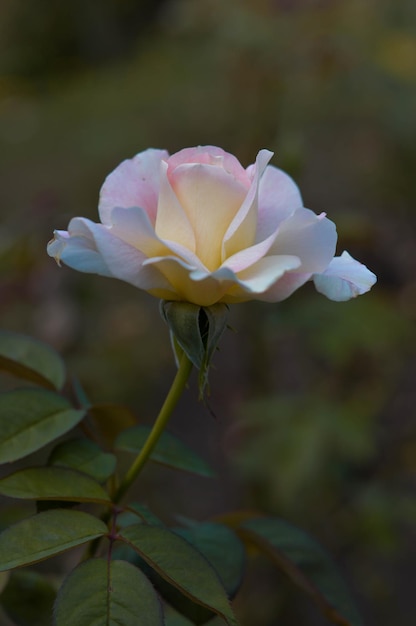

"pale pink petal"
[169,162,247,270]
[109,206,207,271]
[47,218,112,277]
[167,146,250,187]
[255,272,312,302]
[222,149,273,260]
[91,226,173,292]
[269,208,337,273]
[144,256,236,306]
[220,228,278,273]
[313,251,377,301]
[223,255,301,302]
[98,148,168,225]
[154,160,196,253]
[254,165,303,241]
[49,217,172,293]
[109,207,167,258]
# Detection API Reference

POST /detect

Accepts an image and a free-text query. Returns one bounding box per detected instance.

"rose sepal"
[160,301,229,397]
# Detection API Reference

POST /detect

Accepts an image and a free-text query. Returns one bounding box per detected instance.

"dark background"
[0,1,415,624]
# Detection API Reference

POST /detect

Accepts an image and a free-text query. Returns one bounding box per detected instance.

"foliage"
[0,331,363,625]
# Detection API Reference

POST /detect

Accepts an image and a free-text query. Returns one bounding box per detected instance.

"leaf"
[119,524,239,626]
[164,605,196,626]
[0,467,111,503]
[49,438,116,483]
[0,330,66,390]
[0,509,108,571]
[118,502,165,528]
[238,517,363,626]
[116,425,215,478]
[1,570,56,626]
[175,522,245,598]
[54,558,163,626]
[0,389,85,463]
[0,570,10,593]
[88,402,137,446]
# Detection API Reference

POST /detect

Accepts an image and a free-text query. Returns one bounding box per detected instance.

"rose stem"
[113,351,193,505]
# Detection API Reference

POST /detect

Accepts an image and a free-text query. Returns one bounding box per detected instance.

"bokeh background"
[1,1,415,624]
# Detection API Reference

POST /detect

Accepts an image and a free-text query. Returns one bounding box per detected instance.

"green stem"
[113,352,193,505]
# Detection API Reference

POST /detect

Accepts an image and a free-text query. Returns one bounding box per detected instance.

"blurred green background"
[0,0,415,624]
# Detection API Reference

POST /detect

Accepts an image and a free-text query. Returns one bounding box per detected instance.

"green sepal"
[160,301,229,397]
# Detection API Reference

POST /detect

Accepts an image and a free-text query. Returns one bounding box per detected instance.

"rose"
[47,146,376,306]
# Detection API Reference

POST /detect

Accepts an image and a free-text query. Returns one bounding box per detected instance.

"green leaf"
[164,605,196,626]
[175,522,245,598]
[87,402,137,447]
[116,425,215,478]
[54,558,163,626]
[0,467,111,503]
[118,502,165,528]
[0,570,10,593]
[1,570,56,626]
[0,330,66,390]
[0,389,85,463]
[49,438,116,483]
[238,517,363,626]
[119,524,239,626]
[0,509,108,571]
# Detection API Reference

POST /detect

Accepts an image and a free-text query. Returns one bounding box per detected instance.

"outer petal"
[90,224,172,292]
[47,218,113,277]
[254,164,303,242]
[98,148,168,225]
[143,254,301,306]
[168,162,248,270]
[48,217,173,294]
[269,208,337,273]
[222,149,273,260]
[225,255,301,302]
[255,271,313,302]
[313,251,377,301]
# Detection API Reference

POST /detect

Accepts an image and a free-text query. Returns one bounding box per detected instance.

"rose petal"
[98,148,168,225]
[144,256,236,306]
[221,228,278,273]
[169,162,248,270]
[269,208,337,273]
[47,219,112,277]
[256,271,312,302]
[167,146,250,187]
[109,206,207,271]
[225,255,301,302]
[222,149,273,260]
[313,251,377,301]
[254,164,303,241]
[109,207,166,258]
[154,160,196,253]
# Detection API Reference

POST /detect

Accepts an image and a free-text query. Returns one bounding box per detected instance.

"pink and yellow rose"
[47,146,376,305]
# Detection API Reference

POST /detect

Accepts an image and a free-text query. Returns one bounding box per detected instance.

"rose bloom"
[47,147,376,306]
